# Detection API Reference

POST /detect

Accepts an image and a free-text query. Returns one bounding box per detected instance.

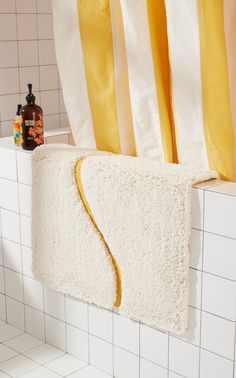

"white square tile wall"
[0,0,68,137]
[0,142,236,378]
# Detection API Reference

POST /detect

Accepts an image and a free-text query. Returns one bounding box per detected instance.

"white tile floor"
[0,322,112,378]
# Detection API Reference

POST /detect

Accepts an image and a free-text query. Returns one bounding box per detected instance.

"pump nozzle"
[26,83,35,105]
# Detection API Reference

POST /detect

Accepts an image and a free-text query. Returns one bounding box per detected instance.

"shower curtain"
[52,0,235,181]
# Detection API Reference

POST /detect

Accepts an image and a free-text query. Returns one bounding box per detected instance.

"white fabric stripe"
[110,0,136,156]
[52,0,96,148]
[120,0,164,160]
[224,0,236,179]
[165,0,209,168]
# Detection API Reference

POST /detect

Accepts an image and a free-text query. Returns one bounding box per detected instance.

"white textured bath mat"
[32,145,216,334]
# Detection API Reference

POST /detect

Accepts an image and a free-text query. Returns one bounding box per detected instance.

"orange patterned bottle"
[21,83,44,151]
[13,104,22,146]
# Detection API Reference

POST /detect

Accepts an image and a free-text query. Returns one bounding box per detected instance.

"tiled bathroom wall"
[0,136,236,378]
[0,0,69,137]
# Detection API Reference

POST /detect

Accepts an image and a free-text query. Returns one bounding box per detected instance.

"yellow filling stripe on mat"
[77,0,121,155]
[198,0,235,181]
[75,159,122,308]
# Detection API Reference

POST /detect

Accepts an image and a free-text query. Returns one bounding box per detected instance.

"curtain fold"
[52,0,236,181]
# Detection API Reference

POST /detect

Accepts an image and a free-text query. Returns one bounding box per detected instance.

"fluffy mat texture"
[32,145,216,334]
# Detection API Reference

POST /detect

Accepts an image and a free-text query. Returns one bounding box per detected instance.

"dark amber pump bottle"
[21,83,44,151]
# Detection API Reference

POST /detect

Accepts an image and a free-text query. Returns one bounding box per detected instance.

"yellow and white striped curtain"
[52,0,236,181]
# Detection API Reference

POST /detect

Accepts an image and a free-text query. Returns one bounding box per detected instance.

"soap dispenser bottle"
[21,83,44,150]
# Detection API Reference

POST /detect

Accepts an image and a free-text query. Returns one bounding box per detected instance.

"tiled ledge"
[0,131,236,378]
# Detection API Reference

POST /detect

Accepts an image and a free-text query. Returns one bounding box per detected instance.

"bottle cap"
[16,104,22,116]
[26,83,36,105]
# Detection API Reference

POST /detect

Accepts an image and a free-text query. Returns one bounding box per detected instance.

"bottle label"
[13,118,22,146]
[21,114,44,148]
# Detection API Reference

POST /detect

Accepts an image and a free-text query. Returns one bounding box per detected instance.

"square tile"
[39,40,56,65]
[44,114,60,130]
[45,354,86,377]
[0,68,19,95]
[36,0,52,13]
[114,313,139,354]
[25,305,45,340]
[22,245,33,278]
[0,266,4,293]
[44,286,65,321]
[24,343,64,364]
[0,293,6,321]
[5,333,43,353]
[66,324,89,362]
[0,0,15,12]
[4,268,23,301]
[0,178,19,212]
[0,372,11,378]
[0,354,39,377]
[0,240,3,265]
[89,335,113,375]
[41,90,59,115]
[1,209,20,243]
[17,150,32,185]
[68,366,111,378]
[189,268,202,309]
[0,323,24,342]
[114,346,139,378]
[19,183,31,216]
[0,94,20,122]
[6,296,25,330]
[191,188,204,230]
[23,276,43,311]
[0,147,17,180]
[140,358,167,378]
[16,0,37,13]
[189,229,203,270]
[140,324,168,368]
[37,14,53,39]
[203,232,236,281]
[65,296,88,331]
[200,349,234,378]
[205,191,236,239]
[19,366,62,378]
[17,14,37,41]
[45,314,66,350]
[169,337,199,378]
[0,343,18,363]
[201,311,235,360]
[0,41,18,68]
[202,272,236,321]
[20,215,32,247]
[89,305,112,342]
[18,41,38,67]
[20,66,40,93]
[0,14,17,41]
[39,65,58,90]
[0,121,13,137]
[2,238,22,273]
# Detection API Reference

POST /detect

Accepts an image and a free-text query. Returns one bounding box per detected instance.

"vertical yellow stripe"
[224,0,236,180]
[77,0,121,154]
[198,0,235,181]
[147,0,175,163]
